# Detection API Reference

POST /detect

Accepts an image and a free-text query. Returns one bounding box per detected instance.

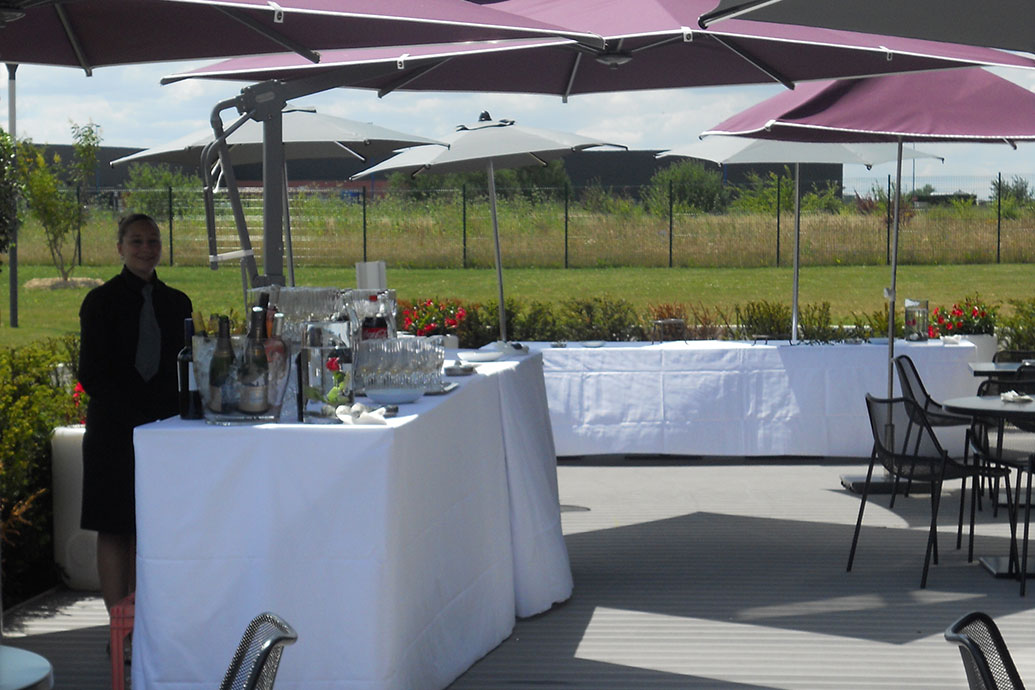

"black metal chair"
[850,394,1011,588]
[994,350,1035,364]
[895,354,972,427]
[219,612,298,690]
[945,611,1026,690]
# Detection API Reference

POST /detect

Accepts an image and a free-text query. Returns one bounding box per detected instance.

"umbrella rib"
[377,58,452,98]
[707,34,794,89]
[53,4,92,76]
[214,6,321,64]
[563,52,582,103]
[698,0,783,28]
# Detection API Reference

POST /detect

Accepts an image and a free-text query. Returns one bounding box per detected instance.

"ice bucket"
[904,299,929,342]
[192,334,292,424]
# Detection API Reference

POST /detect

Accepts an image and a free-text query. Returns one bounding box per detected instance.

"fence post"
[462,184,467,269]
[76,186,82,266]
[168,185,174,266]
[886,175,892,266]
[668,179,674,268]
[564,184,569,269]
[996,172,1002,264]
[362,185,368,262]
[776,174,781,267]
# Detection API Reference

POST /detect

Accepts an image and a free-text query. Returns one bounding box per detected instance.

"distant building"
[45,144,843,196]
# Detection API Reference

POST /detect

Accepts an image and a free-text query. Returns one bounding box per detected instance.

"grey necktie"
[135,283,161,381]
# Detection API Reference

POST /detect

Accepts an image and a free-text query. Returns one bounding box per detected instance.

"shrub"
[557,296,643,341]
[643,160,732,216]
[798,302,837,343]
[1,338,82,607]
[999,298,1035,350]
[730,300,792,340]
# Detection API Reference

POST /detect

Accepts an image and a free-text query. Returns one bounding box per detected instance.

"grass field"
[1,262,1032,348]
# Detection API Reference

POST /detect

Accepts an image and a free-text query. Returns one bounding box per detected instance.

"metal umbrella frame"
[352,113,625,343]
[658,138,941,342]
[700,67,1035,397]
[110,107,442,289]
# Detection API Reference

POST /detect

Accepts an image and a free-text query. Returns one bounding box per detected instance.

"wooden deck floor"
[6,457,1035,689]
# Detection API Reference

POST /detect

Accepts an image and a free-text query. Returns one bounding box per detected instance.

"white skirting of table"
[132,354,570,690]
[534,339,977,457]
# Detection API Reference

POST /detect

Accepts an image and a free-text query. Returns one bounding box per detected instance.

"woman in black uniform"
[79,213,192,611]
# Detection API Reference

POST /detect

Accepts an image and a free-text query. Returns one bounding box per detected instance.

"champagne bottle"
[178,318,203,419]
[237,306,271,413]
[208,315,235,413]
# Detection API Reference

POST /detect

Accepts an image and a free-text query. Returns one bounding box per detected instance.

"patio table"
[531,339,977,458]
[971,361,1023,377]
[131,353,571,690]
[944,394,1035,588]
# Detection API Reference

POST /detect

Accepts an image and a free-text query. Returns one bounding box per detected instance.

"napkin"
[1000,390,1034,403]
[941,335,962,344]
[335,403,390,425]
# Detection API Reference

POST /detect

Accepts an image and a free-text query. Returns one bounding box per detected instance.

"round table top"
[0,646,53,690]
[944,395,1035,421]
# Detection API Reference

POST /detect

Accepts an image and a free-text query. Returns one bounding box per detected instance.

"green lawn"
[1,262,1032,348]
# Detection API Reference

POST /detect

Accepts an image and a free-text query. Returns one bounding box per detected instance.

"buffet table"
[132,353,571,690]
[532,339,979,458]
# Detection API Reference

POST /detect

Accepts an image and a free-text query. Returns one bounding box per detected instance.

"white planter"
[960,333,998,362]
[51,425,99,591]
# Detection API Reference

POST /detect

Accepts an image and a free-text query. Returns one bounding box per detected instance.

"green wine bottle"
[238,306,270,413]
[208,315,235,412]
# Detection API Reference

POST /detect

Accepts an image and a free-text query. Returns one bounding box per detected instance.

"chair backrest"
[993,350,1035,363]
[219,612,298,690]
[864,393,949,481]
[945,611,1025,690]
[894,355,934,410]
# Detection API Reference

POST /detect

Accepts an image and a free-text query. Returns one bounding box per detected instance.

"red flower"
[927,325,937,339]
[326,357,340,372]
[445,317,457,328]
[73,381,85,407]
[946,322,954,331]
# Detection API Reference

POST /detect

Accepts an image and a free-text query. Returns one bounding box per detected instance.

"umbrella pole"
[886,139,903,399]
[487,160,507,343]
[282,162,296,287]
[791,162,801,344]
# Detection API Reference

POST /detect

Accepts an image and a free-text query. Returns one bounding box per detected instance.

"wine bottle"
[208,315,235,413]
[178,318,204,419]
[237,306,271,414]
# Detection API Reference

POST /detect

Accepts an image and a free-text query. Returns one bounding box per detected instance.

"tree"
[731,167,845,214]
[0,128,20,272]
[18,120,103,281]
[122,162,203,220]
[643,160,733,216]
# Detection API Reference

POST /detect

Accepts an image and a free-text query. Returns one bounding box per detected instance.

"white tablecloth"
[132,354,571,690]
[534,339,978,457]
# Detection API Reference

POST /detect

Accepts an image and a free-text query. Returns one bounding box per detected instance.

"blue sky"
[6,59,1035,197]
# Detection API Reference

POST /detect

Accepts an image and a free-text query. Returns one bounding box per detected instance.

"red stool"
[110,592,135,690]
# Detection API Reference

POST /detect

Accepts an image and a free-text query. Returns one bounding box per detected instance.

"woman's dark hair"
[117,213,159,243]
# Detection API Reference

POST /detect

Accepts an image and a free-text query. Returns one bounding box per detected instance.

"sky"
[6,59,1035,197]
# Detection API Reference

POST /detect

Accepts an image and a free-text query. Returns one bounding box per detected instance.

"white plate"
[365,388,424,404]
[582,340,606,348]
[457,350,504,362]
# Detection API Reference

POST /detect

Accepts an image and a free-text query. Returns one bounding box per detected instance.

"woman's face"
[118,220,162,280]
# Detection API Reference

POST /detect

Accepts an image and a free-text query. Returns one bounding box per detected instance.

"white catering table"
[132,353,571,690]
[532,339,978,458]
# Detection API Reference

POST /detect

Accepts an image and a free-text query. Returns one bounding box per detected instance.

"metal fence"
[33,173,1035,270]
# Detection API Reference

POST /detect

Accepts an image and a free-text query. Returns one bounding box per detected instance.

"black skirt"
[80,420,137,534]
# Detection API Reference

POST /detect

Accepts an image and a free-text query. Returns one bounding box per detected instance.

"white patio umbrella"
[110,107,441,169]
[353,113,625,343]
[111,107,441,287]
[658,138,942,342]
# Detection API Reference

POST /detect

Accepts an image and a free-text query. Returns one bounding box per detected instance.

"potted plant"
[400,298,467,348]
[930,294,999,361]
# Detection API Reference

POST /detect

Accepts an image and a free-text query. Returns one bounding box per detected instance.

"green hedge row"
[1,336,82,608]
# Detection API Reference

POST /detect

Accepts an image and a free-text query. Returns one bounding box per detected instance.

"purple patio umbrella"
[698,0,1035,55]
[162,0,1035,97]
[701,67,1035,397]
